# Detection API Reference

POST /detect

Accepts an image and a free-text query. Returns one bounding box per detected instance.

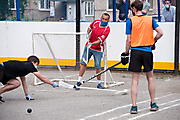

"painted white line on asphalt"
[78,87,128,94]
[61,79,100,83]
[164,76,179,81]
[76,87,128,95]
[65,74,78,78]
[58,79,126,94]
[129,103,180,120]
[80,94,175,120]
[109,98,180,120]
[165,79,171,81]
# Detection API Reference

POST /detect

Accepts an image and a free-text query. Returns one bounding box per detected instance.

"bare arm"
[87,27,91,34]
[20,76,28,95]
[142,9,147,14]
[91,39,101,45]
[33,72,53,85]
[154,26,163,42]
[117,10,121,21]
[125,35,131,54]
[87,24,98,47]
[128,9,131,18]
[86,27,92,40]
[87,39,101,48]
[86,27,99,46]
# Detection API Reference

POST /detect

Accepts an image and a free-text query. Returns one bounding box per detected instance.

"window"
[85,1,94,16]
[8,0,16,10]
[107,0,118,11]
[39,0,50,11]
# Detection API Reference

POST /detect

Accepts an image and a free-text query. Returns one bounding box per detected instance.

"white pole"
[103,42,107,88]
[42,34,66,82]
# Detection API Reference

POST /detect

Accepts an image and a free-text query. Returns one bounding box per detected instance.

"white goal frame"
[32,32,123,87]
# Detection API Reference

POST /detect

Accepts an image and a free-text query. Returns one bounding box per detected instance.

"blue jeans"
[80,46,103,69]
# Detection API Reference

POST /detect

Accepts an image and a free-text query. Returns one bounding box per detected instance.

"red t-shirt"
[85,20,110,52]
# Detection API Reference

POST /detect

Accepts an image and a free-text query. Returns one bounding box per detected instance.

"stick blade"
[109,82,124,87]
[59,80,74,89]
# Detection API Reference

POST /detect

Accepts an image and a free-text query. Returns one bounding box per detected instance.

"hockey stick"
[82,31,92,64]
[83,42,89,64]
[73,61,122,89]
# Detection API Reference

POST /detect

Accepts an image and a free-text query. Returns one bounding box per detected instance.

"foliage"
[0,0,12,20]
[33,0,38,5]
[11,16,31,21]
[0,0,29,20]
[11,16,17,21]
[23,16,31,21]
[19,0,30,19]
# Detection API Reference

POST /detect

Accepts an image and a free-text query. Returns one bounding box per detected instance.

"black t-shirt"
[3,60,37,78]
[117,2,131,20]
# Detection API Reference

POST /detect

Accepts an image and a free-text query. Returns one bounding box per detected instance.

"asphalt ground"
[0,68,180,120]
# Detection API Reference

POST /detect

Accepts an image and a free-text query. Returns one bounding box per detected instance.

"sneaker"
[150,102,159,111]
[74,82,82,90]
[97,84,104,89]
[26,97,34,101]
[0,96,5,103]
[76,82,82,86]
[130,106,138,114]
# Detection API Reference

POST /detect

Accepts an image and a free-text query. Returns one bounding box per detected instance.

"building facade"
[6,0,176,21]
[8,0,94,21]
[95,0,166,21]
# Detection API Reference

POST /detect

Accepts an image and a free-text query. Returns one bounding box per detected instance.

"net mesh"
[32,32,119,87]
[33,32,86,67]
[32,32,86,85]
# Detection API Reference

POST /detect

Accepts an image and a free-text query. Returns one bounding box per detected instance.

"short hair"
[165,0,171,3]
[27,55,40,65]
[101,13,110,20]
[131,0,143,12]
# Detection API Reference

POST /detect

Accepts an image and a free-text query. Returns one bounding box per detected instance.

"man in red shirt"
[76,13,110,89]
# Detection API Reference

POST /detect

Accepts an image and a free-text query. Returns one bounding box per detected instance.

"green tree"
[0,0,29,20]
[19,0,29,19]
[0,0,12,20]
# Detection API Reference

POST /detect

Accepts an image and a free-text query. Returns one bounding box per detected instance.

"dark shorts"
[0,65,12,85]
[128,50,153,72]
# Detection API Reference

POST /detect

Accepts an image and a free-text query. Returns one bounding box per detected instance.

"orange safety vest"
[131,15,155,47]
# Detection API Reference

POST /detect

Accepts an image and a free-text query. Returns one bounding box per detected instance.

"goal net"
[32,32,122,88]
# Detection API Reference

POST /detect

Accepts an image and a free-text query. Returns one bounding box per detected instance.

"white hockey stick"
[83,39,89,64]
[73,61,122,89]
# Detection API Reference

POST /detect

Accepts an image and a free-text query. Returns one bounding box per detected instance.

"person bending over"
[0,55,59,103]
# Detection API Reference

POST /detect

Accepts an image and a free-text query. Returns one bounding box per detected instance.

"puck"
[27,108,32,113]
